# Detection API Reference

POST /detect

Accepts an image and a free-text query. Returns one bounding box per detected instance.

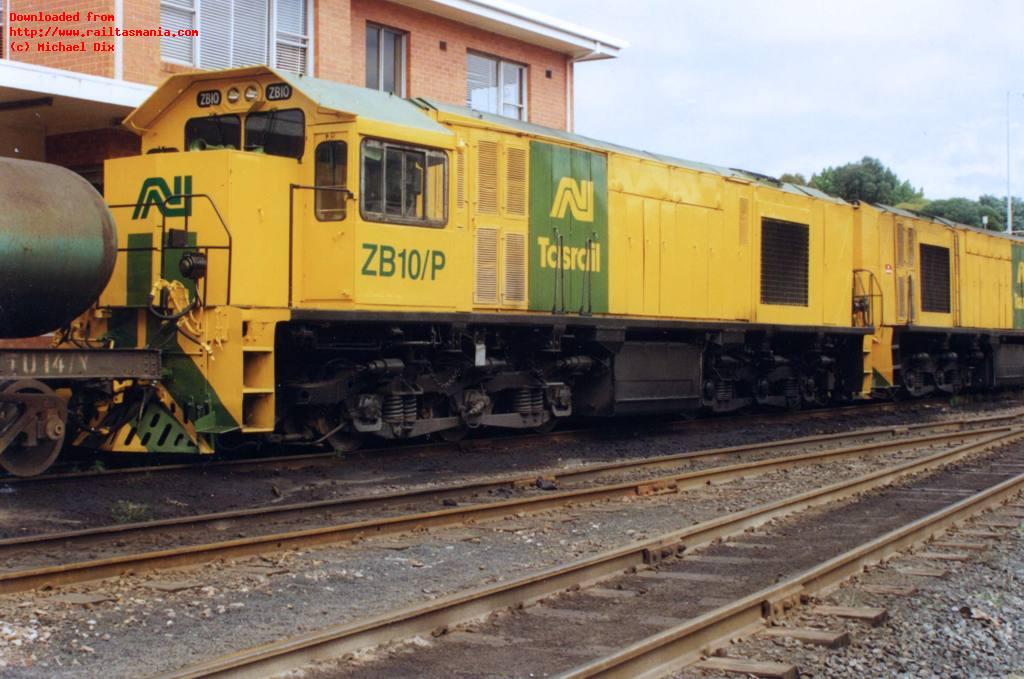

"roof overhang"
[391,0,627,60]
[0,60,153,134]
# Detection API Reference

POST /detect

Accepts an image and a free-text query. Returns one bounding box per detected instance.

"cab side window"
[315,141,348,222]
[185,115,241,151]
[361,139,447,227]
[244,108,305,159]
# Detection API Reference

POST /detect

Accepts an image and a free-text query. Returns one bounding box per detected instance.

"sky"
[515,0,1024,201]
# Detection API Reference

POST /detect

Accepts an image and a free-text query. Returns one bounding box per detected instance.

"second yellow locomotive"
[47,65,1024,462]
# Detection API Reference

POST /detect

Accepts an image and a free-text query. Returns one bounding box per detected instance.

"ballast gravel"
[0,436,1010,677]
[679,515,1024,679]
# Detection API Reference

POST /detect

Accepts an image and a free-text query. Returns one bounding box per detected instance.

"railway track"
[0,415,1015,597]
[155,425,1024,679]
[5,396,977,485]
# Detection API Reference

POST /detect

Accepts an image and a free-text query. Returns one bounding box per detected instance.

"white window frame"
[160,0,198,67]
[466,51,528,122]
[159,0,313,75]
[365,23,407,97]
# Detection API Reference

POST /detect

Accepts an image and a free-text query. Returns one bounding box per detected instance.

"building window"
[365,24,407,96]
[466,52,527,120]
[361,139,446,227]
[159,0,311,74]
[315,141,349,221]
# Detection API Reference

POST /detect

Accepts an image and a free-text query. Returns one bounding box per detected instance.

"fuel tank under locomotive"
[0,157,117,339]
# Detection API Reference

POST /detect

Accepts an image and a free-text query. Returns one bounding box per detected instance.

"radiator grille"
[503,232,527,303]
[920,244,951,313]
[474,227,498,304]
[760,218,809,306]
[476,140,499,214]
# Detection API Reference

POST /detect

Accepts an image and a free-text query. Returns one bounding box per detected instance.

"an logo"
[549,177,594,222]
[132,176,193,220]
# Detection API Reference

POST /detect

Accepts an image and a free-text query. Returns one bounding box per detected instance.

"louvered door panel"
[474,227,499,304]
[477,140,499,214]
[504,146,528,217]
[503,232,527,304]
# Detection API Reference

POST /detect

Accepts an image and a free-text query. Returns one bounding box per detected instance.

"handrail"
[108,193,234,306]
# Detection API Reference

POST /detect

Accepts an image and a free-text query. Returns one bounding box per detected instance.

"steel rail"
[1,417,992,553]
[563,468,1024,678]
[154,428,1023,679]
[7,396,980,484]
[0,425,1005,596]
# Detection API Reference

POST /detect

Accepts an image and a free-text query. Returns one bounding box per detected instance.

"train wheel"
[0,380,65,477]
[314,412,364,453]
[532,417,558,434]
[438,426,468,442]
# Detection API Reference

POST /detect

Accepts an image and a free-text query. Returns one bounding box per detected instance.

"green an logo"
[132,176,193,220]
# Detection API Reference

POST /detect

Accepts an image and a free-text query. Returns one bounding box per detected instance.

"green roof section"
[125,65,453,136]
[275,70,453,135]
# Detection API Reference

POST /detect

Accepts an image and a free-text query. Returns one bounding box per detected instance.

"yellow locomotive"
[3,64,1023,473]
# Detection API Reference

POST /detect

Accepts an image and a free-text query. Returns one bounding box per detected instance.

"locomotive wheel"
[0,380,65,477]
[532,417,558,434]
[314,413,364,453]
[326,432,364,453]
[438,426,468,442]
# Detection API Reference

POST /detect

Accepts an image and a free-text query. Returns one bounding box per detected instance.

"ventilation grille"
[896,223,917,267]
[477,140,499,214]
[920,244,951,313]
[760,218,809,306]
[896,223,906,266]
[503,232,527,303]
[738,198,750,246]
[474,227,499,304]
[897,274,905,319]
[456,148,466,210]
[505,147,528,216]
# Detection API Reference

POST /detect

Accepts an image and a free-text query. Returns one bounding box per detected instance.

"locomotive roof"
[416,98,849,205]
[126,67,1022,242]
[125,66,453,136]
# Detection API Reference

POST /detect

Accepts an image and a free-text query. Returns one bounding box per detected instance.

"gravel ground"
[680,511,1024,678]
[0,434,1014,677]
[1,399,1017,538]
[0,424,984,572]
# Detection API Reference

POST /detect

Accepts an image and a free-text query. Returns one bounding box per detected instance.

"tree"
[918,198,1003,231]
[809,157,922,205]
[979,195,1024,232]
[778,173,807,186]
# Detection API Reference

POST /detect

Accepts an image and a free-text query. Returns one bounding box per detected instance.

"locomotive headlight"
[244,85,260,102]
[226,87,241,104]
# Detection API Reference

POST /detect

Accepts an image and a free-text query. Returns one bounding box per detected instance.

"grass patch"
[110,500,151,524]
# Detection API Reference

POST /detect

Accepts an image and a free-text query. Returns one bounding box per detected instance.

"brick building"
[0,0,623,187]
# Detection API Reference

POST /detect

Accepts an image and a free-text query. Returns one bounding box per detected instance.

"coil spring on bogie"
[383,395,416,422]
[513,387,543,415]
